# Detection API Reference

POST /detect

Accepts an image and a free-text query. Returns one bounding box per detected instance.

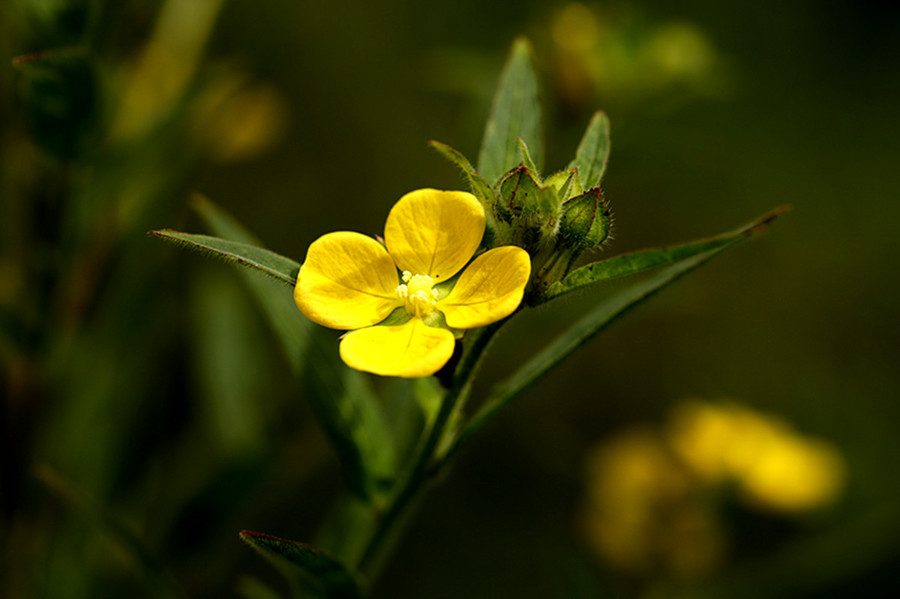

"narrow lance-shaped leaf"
[150,228,299,285]
[191,198,397,502]
[445,207,786,460]
[191,195,311,368]
[189,269,269,454]
[568,110,610,190]
[240,531,364,599]
[546,206,789,301]
[477,37,542,183]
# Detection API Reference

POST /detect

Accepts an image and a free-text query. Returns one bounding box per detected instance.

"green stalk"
[355,322,502,579]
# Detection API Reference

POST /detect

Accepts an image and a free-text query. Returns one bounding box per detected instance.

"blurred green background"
[2,0,898,597]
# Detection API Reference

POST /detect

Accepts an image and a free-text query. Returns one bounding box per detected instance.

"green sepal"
[478,37,543,184]
[375,306,413,327]
[150,229,299,285]
[498,164,542,218]
[239,531,364,599]
[544,168,582,200]
[556,187,611,252]
[497,165,558,254]
[421,309,464,340]
[517,137,540,178]
[546,206,789,301]
[568,110,611,190]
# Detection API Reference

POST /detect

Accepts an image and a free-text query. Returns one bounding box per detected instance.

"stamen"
[396,272,438,317]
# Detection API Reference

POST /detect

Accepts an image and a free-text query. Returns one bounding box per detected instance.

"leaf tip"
[511,35,534,56]
[746,204,791,236]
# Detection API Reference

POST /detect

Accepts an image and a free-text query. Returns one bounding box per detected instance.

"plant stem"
[355,322,502,579]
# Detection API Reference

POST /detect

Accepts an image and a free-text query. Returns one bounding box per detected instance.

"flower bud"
[557,187,611,252]
[497,164,558,254]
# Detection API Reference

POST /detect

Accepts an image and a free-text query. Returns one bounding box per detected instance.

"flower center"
[397,271,439,318]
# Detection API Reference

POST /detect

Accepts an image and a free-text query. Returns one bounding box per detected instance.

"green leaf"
[239,531,364,599]
[34,465,188,599]
[236,577,286,599]
[477,37,542,183]
[304,340,397,500]
[191,198,396,502]
[428,140,495,208]
[448,207,787,458]
[150,229,299,285]
[546,206,789,301]
[189,269,269,454]
[190,196,311,369]
[12,47,97,159]
[568,111,611,190]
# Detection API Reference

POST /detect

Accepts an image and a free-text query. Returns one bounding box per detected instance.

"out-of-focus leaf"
[34,465,188,599]
[477,37,542,183]
[450,207,786,457]
[191,198,396,501]
[150,229,299,285]
[236,577,285,599]
[546,206,789,301]
[568,111,610,190]
[303,338,396,500]
[413,376,444,428]
[239,531,364,599]
[12,47,97,159]
[189,269,268,454]
[191,196,310,368]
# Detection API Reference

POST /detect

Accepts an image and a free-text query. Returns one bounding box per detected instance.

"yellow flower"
[294,189,531,378]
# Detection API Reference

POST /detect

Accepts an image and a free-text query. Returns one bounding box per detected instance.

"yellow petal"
[339,319,456,377]
[440,246,531,329]
[295,231,401,329]
[384,189,485,281]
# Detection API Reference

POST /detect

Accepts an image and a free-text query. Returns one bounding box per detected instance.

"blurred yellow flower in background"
[551,2,727,111]
[668,400,846,512]
[581,428,724,579]
[189,74,289,163]
[580,400,846,579]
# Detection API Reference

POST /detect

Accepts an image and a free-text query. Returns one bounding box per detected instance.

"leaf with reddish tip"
[239,531,364,599]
